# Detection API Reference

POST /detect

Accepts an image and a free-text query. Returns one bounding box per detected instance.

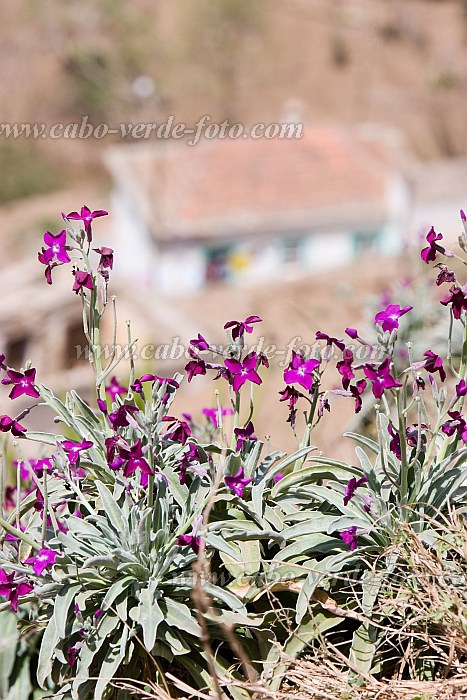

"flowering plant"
[0,208,466,697]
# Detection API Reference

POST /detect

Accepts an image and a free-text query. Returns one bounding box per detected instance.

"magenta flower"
[224,315,262,341]
[0,570,33,612]
[2,368,40,400]
[0,415,27,436]
[339,526,359,551]
[25,547,58,576]
[40,230,71,264]
[65,205,108,239]
[423,350,446,382]
[279,385,301,427]
[177,534,201,554]
[202,406,233,428]
[93,246,114,272]
[72,270,94,294]
[234,420,256,450]
[421,226,445,263]
[364,359,401,399]
[185,353,207,382]
[284,352,320,392]
[315,331,345,352]
[108,404,139,430]
[435,265,456,286]
[225,467,253,498]
[337,349,355,390]
[190,333,210,351]
[388,422,402,460]
[456,380,467,397]
[441,412,467,442]
[349,379,367,413]
[440,285,467,320]
[343,476,368,506]
[61,439,93,465]
[375,304,413,333]
[225,353,262,392]
[273,473,284,483]
[345,328,358,339]
[119,439,154,482]
[105,376,127,402]
[163,417,192,445]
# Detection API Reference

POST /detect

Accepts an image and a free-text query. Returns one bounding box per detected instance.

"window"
[5,335,29,368]
[353,231,381,256]
[282,236,304,266]
[204,246,232,283]
[64,323,89,369]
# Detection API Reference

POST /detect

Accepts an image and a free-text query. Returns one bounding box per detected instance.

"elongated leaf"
[37,616,59,688]
[139,588,163,652]
[54,583,80,639]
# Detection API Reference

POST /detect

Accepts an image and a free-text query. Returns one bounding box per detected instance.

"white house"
[104,126,410,296]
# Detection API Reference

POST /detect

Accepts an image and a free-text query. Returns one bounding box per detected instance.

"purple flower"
[345,328,358,339]
[421,226,445,263]
[93,246,114,272]
[66,640,83,667]
[224,315,262,341]
[339,526,358,551]
[40,230,71,264]
[456,380,467,397]
[375,304,413,333]
[315,331,345,352]
[318,395,331,417]
[163,417,192,445]
[273,473,284,483]
[190,333,210,351]
[178,443,202,485]
[225,353,262,392]
[279,385,301,427]
[441,285,467,320]
[225,467,253,498]
[234,421,256,450]
[65,205,108,240]
[61,439,93,465]
[435,265,456,286]
[2,368,40,400]
[343,476,368,506]
[105,376,127,402]
[423,350,446,382]
[25,547,58,576]
[441,412,467,442]
[387,422,402,460]
[349,379,367,413]
[119,439,154,483]
[108,404,139,430]
[364,359,401,399]
[72,270,94,294]
[177,534,201,555]
[202,406,233,428]
[284,352,320,392]
[97,398,107,413]
[337,349,355,390]
[0,570,33,612]
[185,354,207,382]
[0,415,27,436]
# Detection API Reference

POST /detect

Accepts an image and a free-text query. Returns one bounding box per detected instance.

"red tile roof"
[106,126,391,241]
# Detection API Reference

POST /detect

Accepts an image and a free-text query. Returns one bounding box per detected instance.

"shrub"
[0,206,465,698]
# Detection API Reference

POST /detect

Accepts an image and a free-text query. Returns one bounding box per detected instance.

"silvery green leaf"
[95,482,126,538]
[37,616,59,688]
[0,610,18,697]
[161,598,201,637]
[101,576,134,612]
[205,533,242,560]
[138,588,163,651]
[202,583,246,612]
[277,534,337,561]
[94,632,126,700]
[54,584,80,639]
[6,657,32,700]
